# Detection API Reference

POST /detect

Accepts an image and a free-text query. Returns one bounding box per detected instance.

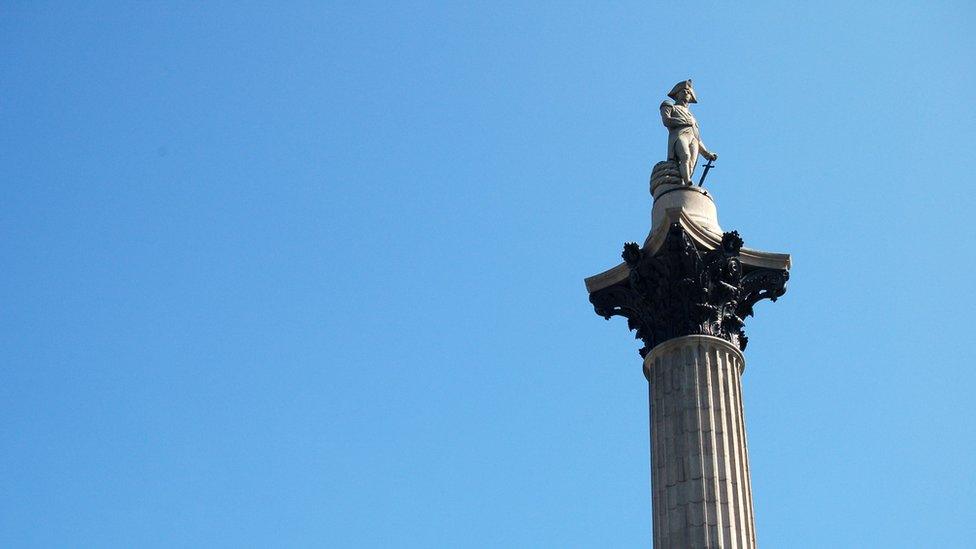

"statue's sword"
[697,158,715,187]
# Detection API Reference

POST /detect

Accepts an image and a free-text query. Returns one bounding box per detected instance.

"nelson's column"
[584,80,791,547]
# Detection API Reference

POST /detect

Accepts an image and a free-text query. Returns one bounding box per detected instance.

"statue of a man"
[660,80,718,185]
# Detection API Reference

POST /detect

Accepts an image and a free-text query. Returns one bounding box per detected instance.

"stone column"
[645,335,755,549]
[585,183,790,546]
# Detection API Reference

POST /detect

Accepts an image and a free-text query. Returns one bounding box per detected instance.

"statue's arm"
[698,139,717,161]
[659,101,686,128]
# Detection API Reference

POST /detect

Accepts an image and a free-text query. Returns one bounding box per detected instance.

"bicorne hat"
[667,80,697,103]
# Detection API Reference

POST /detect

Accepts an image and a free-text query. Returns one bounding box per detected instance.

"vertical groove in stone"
[680,344,694,545]
[693,345,710,548]
[742,356,755,545]
[648,381,656,547]
[733,352,757,546]
[651,354,665,549]
[661,351,674,549]
[702,346,724,546]
[646,335,755,549]
[653,362,660,538]
[721,349,741,546]
[662,352,674,548]
[727,348,749,547]
[710,345,733,549]
[716,346,737,549]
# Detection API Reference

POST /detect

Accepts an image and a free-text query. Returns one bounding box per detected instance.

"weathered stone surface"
[646,335,756,549]
[650,160,683,196]
[651,185,721,236]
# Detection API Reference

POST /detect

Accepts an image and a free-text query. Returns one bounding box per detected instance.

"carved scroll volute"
[588,223,788,356]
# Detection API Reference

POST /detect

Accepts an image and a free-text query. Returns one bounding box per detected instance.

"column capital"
[588,222,788,358]
[642,334,745,381]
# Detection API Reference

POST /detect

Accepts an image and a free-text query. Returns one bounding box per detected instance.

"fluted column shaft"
[644,335,756,549]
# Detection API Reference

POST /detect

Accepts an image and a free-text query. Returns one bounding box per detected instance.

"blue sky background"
[2,2,975,547]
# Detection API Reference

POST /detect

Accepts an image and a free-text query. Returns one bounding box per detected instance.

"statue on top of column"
[659,79,718,186]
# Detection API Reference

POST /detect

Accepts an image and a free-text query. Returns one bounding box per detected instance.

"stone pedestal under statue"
[585,179,790,548]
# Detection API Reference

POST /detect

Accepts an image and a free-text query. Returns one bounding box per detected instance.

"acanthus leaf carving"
[589,223,788,357]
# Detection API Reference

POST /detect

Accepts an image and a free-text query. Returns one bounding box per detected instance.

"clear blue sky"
[2,2,975,547]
